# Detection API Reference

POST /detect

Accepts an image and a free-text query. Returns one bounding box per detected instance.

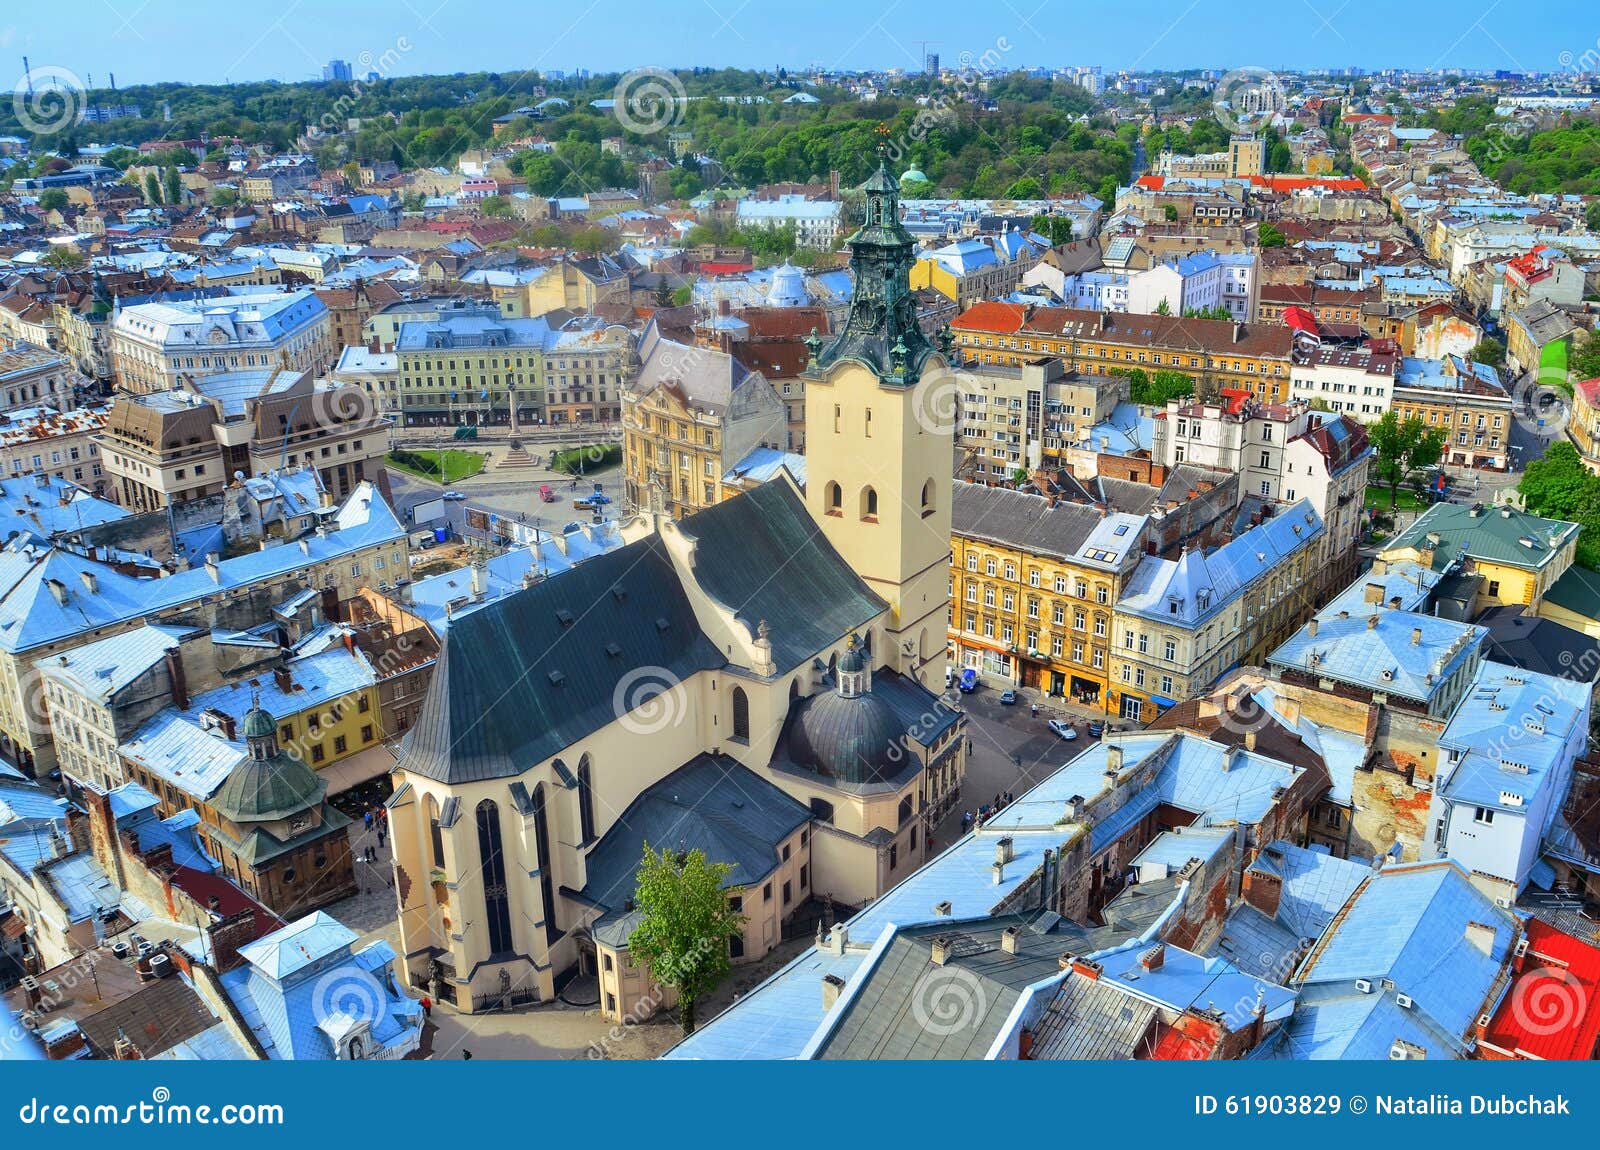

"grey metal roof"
[573,753,810,926]
[679,479,884,671]
[1027,969,1159,1060]
[396,535,723,786]
[817,916,1069,1060]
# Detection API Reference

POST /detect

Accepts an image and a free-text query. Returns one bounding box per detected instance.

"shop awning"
[317,743,400,796]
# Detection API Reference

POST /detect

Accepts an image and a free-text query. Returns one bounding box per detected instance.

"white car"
[1048,719,1077,740]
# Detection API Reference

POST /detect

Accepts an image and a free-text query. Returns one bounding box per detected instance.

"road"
[387,440,631,544]
[929,683,1136,849]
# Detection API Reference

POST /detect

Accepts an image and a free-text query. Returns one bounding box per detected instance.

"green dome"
[213,748,325,823]
[242,704,277,739]
[900,166,928,185]
[787,688,906,787]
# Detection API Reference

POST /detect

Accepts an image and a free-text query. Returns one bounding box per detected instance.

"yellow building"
[951,302,1297,403]
[623,321,787,518]
[1574,378,1600,473]
[1379,501,1580,614]
[949,483,1150,707]
[387,159,966,1020]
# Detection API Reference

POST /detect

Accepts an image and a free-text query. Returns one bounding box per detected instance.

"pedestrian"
[421,995,432,1018]
[378,828,386,849]
[363,810,373,831]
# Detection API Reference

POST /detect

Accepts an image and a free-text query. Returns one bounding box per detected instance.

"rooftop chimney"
[1104,743,1123,777]
[931,936,954,966]
[1411,627,1422,646]
[1308,618,1318,638]
[1001,926,1021,955]
[821,973,846,1010]
[1139,943,1166,972]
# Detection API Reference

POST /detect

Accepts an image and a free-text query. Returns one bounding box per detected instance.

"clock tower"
[802,153,955,690]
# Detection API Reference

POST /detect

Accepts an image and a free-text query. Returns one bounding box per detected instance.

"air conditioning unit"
[1396,993,1414,1009]
[1496,897,1513,909]
[1355,978,1373,994]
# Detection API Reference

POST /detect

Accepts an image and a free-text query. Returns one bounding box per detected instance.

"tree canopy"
[626,843,746,1034]
[1519,442,1600,568]
[1368,411,1447,509]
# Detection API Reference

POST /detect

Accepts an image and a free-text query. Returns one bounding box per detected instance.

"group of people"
[360,804,388,864]
[961,791,1016,833]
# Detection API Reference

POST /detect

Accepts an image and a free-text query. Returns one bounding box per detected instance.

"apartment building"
[951,303,1297,403]
[622,318,787,518]
[0,405,109,492]
[0,341,85,415]
[949,483,1150,705]
[1288,343,1398,423]
[99,368,391,510]
[1111,500,1324,723]
[1391,354,1514,470]
[109,289,333,395]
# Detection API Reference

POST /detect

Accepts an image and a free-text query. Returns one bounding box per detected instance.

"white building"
[109,289,333,395]
[1288,344,1398,423]
[735,196,842,250]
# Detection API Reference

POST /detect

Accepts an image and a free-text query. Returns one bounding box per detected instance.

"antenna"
[22,57,33,96]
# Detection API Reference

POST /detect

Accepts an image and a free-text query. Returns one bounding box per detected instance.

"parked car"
[442,490,466,501]
[1087,720,1105,738]
[998,689,1017,705]
[575,493,612,509]
[959,668,978,693]
[1048,719,1077,740]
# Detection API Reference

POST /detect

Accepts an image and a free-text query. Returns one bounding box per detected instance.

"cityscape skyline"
[3,0,1595,89]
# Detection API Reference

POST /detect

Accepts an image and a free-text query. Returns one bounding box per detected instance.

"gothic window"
[531,785,559,945]
[577,756,596,845]
[427,795,444,869]
[861,486,879,519]
[825,481,842,513]
[731,687,750,743]
[475,800,514,957]
[921,478,935,516]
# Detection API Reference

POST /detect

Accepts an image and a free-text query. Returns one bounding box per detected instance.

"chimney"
[1245,727,1258,751]
[931,936,954,966]
[112,1032,144,1060]
[995,837,1015,866]
[821,973,846,1011]
[1307,618,1318,638]
[1067,794,1085,821]
[1232,321,1245,343]
[164,647,189,711]
[992,860,1006,885]
[204,551,221,583]
[1464,921,1496,957]
[78,570,98,594]
[824,924,849,956]
[1139,943,1165,972]
[932,900,952,917]
[1366,614,1379,630]
[274,666,292,693]
[1363,582,1384,605]
[1410,627,1422,646]
[1104,743,1123,777]
[1001,925,1021,955]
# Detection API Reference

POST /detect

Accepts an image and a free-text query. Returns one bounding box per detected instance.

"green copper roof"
[813,160,939,386]
[211,750,326,823]
[1384,501,1580,571]
[242,705,276,739]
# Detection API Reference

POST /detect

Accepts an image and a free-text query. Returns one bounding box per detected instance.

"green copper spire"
[813,148,938,386]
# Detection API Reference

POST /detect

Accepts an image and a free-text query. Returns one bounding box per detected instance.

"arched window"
[921,478,936,516]
[426,795,444,869]
[861,486,878,520]
[897,796,914,826]
[531,785,558,945]
[731,686,750,743]
[810,797,835,824]
[475,799,514,957]
[789,678,801,703]
[825,482,842,514]
[577,756,596,845]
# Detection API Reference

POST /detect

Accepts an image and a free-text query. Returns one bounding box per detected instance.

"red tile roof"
[170,866,282,940]
[1575,377,1600,408]
[1482,920,1600,1060]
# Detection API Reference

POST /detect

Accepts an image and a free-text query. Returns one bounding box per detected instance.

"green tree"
[1368,411,1447,509]
[37,189,69,213]
[209,186,239,207]
[1588,201,1600,234]
[627,844,745,1034]
[1031,214,1072,245]
[1570,331,1600,383]
[1163,204,1179,222]
[1154,297,1172,316]
[479,195,511,218]
[1519,442,1600,568]
[41,245,86,270]
[1469,337,1506,370]
[652,277,673,309]
[162,165,182,206]
[1258,222,1287,249]
[671,281,695,307]
[142,171,162,206]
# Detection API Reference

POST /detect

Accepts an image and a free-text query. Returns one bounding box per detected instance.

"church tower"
[802,150,954,690]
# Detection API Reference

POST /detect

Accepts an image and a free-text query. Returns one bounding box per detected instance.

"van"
[945,665,956,688]
[539,485,557,503]
[409,530,437,550]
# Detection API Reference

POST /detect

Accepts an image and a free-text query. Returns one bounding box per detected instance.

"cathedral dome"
[787,688,908,787]
[767,262,809,308]
[786,637,908,787]
[242,703,277,740]
[212,750,325,822]
[900,165,928,185]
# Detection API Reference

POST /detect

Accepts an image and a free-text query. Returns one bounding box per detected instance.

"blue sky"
[1,0,1590,87]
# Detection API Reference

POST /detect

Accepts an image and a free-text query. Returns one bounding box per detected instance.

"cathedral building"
[387,159,967,1015]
